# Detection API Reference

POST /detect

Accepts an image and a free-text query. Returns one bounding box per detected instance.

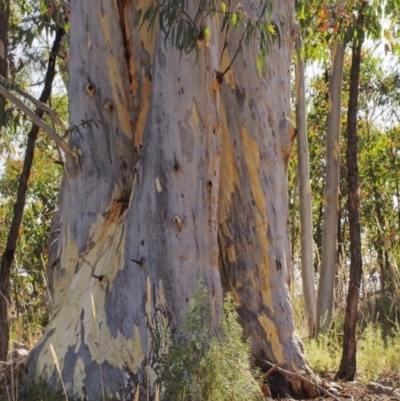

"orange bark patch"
[241,128,273,311]
[217,103,239,224]
[107,56,132,138]
[258,312,284,363]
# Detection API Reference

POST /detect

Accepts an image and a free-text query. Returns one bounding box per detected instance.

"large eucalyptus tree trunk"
[26,0,316,399]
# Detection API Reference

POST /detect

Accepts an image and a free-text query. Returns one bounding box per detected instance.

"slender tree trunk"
[294,34,316,338]
[0,0,9,128]
[316,40,345,333]
[26,1,317,399]
[372,181,387,290]
[336,7,364,381]
[0,28,64,361]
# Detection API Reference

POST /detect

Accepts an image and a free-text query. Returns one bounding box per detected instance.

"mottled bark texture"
[0,29,64,361]
[26,0,316,399]
[336,5,365,381]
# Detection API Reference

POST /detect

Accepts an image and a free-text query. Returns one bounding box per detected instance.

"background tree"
[0,28,65,360]
[316,38,345,334]
[0,0,68,360]
[294,33,317,338]
[0,0,10,128]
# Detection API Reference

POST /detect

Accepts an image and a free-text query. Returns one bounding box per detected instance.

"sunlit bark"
[26,1,317,399]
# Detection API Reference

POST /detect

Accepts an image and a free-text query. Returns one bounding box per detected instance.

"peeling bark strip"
[26,0,316,399]
[0,28,64,361]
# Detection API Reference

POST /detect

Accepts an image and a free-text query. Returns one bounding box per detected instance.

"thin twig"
[254,355,342,401]
[0,84,76,161]
[220,25,247,76]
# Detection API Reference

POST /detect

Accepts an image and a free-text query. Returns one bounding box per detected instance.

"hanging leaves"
[134,0,278,66]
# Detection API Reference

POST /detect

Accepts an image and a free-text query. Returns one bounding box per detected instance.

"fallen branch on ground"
[254,355,341,401]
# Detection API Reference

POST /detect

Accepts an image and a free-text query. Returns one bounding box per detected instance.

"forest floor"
[2,352,400,401]
[282,373,400,401]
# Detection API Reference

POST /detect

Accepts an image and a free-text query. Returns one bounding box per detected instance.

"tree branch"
[0,84,77,162]
[0,74,68,132]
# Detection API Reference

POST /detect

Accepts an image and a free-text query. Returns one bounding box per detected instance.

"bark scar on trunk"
[116,0,137,92]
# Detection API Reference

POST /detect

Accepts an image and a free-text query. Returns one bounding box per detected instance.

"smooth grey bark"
[294,34,316,338]
[317,40,345,333]
[26,1,317,399]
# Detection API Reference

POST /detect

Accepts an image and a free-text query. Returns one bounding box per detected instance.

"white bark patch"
[0,40,4,59]
[155,177,162,193]
[191,103,200,127]
[333,139,340,160]
[146,277,152,320]
[336,188,341,212]
[306,182,312,196]
[87,33,91,50]
[100,14,112,46]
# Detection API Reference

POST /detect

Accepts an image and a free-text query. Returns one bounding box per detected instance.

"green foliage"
[304,322,400,383]
[135,0,277,72]
[357,324,386,383]
[0,139,62,346]
[304,332,341,374]
[0,0,68,347]
[156,285,264,401]
[0,372,66,401]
